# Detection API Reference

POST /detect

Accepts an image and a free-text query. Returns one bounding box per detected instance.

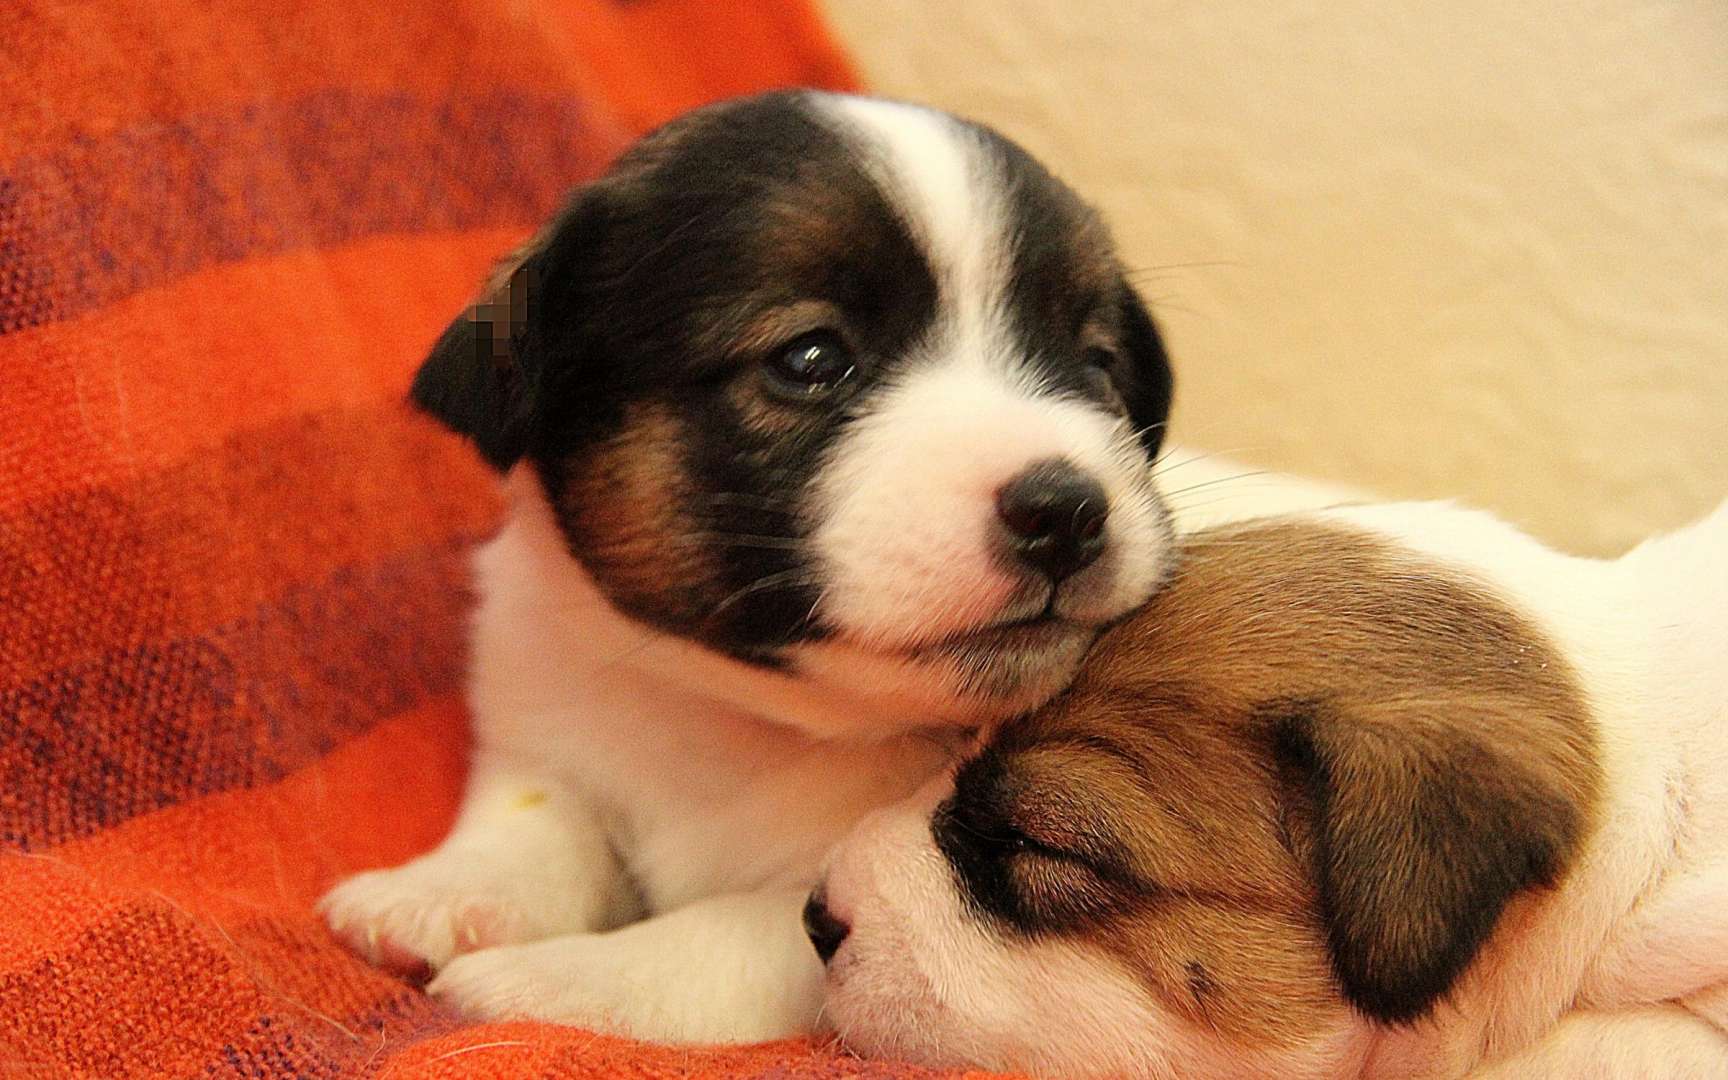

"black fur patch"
[972,125,1173,457]
[932,751,1041,927]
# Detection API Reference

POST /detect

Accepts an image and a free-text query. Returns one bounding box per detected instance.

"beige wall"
[820,0,1728,555]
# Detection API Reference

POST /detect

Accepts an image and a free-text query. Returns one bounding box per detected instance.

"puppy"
[318,90,1178,1042]
[814,497,1728,1078]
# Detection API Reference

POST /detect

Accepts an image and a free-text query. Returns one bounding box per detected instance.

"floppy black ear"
[1270,700,1591,1025]
[1115,286,1174,458]
[410,253,541,471]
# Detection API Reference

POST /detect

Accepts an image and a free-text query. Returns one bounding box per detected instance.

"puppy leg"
[320,752,632,977]
[1469,1006,1728,1079]
[428,887,823,1043]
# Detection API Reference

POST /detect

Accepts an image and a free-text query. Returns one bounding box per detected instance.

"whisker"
[1160,470,1271,501]
[1143,296,1202,320]
[1123,259,1243,279]
[700,492,801,513]
[804,588,828,631]
[1126,420,1169,445]
[1150,444,1266,474]
[707,568,821,621]
[583,529,809,554]
[662,531,812,553]
[595,624,668,671]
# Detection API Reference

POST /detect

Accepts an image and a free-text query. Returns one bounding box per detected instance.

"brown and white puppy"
[317,91,1179,1041]
[814,498,1728,1078]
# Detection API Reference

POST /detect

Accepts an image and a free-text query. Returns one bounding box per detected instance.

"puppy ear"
[1115,285,1174,457]
[1270,699,1593,1025]
[410,245,544,471]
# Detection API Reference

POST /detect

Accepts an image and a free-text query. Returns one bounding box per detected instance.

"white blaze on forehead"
[798,94,1171,678]
[817,94,1014,369]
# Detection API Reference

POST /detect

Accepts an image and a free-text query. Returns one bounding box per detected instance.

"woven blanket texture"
[0,2,1008,1075]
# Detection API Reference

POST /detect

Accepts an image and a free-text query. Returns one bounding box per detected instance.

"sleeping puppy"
[813,498,1728,1078]
[317,90,1178,1041]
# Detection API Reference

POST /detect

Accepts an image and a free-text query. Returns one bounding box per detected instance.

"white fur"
[823,96,1005,357]
[820,496,1728,1077]
[321,474,965,1038]
[321,94,1187,1042]
[810,358,1169,647]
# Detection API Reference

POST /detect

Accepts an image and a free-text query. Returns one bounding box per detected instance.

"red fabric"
[0,2,1008,1075]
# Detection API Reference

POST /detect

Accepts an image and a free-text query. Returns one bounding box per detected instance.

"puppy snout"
[996,458,1110,583]
[803,887,851,965]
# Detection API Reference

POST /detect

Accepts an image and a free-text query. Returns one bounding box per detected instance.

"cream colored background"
[820,0,1727,555]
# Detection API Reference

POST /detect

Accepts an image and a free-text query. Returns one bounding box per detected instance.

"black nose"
[803,889,850,965]
[996,459,1110,583]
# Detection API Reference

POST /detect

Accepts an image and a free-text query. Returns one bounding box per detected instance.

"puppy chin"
[785,625,1093,736]
[786,542,1162,736]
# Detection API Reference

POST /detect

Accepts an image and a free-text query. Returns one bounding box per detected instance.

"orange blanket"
[0,2,1004,1075]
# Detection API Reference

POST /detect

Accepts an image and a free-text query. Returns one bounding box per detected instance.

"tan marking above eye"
[1077,314,1122,354]
[680,299,852,378]
[726,300,849,362]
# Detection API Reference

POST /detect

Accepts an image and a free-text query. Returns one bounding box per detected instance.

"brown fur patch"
[555,403,718,627]
[983,519,1601,1043]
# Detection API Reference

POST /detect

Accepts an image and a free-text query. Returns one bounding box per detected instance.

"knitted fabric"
[0,2,1005,1074]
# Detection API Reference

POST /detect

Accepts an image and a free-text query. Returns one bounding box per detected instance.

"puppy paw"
[319,851,579,978]
[428,934,804,1043]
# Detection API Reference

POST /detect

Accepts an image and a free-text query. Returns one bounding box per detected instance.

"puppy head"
[412,91,1175,729]
[816,518,1602,1078]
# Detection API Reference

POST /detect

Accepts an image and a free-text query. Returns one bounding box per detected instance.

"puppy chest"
[607,733,952,913]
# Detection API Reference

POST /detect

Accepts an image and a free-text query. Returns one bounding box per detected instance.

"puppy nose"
[802,888,850,965]
[996,459,1110,582]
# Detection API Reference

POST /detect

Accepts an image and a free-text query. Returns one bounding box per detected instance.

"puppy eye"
[936,798,1032,861]
[764,331,856,397]
[977,818,1077,865]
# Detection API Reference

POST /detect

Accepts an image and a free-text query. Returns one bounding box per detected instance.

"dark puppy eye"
[764,331,856,398]
[1083,346,1117,372]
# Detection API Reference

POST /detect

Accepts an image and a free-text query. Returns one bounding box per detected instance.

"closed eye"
[933,786,1141,928]
[940,800,1035,857]
[942,798,1106,871]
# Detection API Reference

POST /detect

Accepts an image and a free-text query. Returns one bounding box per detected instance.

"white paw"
[429,933,811,1044]
[428,935,656,1034]
[319,848,589,977]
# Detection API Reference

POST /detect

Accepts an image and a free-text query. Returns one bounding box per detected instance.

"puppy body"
[820,497,1728,1078]
[320,91,1183,1040]
[413,472,965,1038]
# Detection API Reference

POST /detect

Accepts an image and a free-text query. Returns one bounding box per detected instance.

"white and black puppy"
[318,90,1178,1041]
[815,498,1728,1078]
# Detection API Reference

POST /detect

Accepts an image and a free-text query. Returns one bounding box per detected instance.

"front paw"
[428,935,805,1044]
[319,850,581,978]
[428,936,651,1033]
